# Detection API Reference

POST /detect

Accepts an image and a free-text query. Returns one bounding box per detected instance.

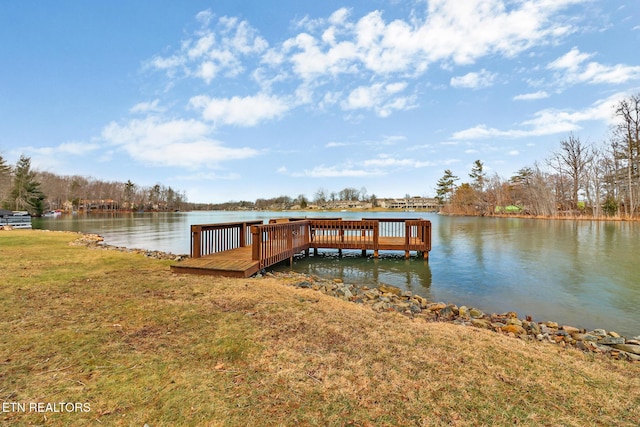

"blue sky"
[1,1,639,203]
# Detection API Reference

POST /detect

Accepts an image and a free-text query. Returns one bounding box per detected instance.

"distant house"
[380,197,439,210]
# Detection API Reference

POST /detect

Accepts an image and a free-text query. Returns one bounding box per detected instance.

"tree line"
[435,93,640,219]
[0,154,187,215]
[0,153,382,215]
[202,187,378,211]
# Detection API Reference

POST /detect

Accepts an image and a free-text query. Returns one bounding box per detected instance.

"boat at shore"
[43,210,62,217]
[0,209,33,229]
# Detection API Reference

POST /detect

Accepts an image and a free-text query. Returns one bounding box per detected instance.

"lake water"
[33,211,640,338]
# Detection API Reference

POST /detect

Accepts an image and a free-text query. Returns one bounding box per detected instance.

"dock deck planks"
[171,246,260,278]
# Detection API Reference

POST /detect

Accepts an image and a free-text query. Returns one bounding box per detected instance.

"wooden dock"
[171,218,431,278]
[170,247,261,278]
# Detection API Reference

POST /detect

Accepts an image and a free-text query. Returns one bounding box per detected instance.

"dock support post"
[362,250,366,256]
[374,250,379,258]
[405,250,410,259]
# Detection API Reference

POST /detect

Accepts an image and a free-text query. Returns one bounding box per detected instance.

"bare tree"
[547,134,592,213]
[339,187,360,201]
[314,188,328,205]
[484,173,509,213]
[583,147,608,218]
[613,94,640,217]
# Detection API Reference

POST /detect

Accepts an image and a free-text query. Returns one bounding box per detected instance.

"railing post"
[373,221,379,258]
[240,223,246,247]
[404,222,410,259]
[287,225,294,266]
[251,226,261,262]
[191,225,202,258]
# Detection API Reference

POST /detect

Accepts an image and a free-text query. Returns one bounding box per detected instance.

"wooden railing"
[362,218,421,237]
[309,219,379,250]
[191,220,263,258]
[189,218,432,268]
[404,220,432,253]
[251,221,311,269]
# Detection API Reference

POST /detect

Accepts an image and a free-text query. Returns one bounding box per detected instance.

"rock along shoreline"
[66,230,639,363]
[262,271,640,363]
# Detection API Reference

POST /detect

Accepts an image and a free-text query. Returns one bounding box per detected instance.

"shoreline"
[266,270,640,362]
[60,230,640,362]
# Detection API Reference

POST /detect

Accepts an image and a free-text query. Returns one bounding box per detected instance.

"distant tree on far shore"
[435,169,459,204]
[6,155,45,215]
[0,154,12,204]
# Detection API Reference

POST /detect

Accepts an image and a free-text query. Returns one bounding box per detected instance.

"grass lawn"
[1,229,639,426]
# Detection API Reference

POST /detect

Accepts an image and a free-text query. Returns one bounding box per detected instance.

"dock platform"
[171,247,261,278]
[171,218,431,278]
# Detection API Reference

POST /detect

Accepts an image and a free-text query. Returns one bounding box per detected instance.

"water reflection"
[278,250,433,297]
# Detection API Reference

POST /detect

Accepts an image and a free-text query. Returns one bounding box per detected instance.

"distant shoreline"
[37,207,640,223]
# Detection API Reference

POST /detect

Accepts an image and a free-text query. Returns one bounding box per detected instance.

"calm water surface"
[34,211,640,337]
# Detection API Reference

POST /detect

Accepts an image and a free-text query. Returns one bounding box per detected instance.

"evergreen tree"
[124,180,136,210]
[435,169,459,203]
[469,160,486,192]
[8,155,45,215]
[0,154,12,206]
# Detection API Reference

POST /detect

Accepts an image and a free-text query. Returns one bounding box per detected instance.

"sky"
[1,1,639,203]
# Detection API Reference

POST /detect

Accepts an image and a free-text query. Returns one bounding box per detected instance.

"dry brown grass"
[1,230,639,426]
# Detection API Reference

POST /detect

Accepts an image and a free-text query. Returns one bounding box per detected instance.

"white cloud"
[548,47,593,71]
[57,142,101,156]
[342,82,414,117]
[229,19,269,54]
[548,47,640,85]
[188,33,216,59]
[25,141,101,157]
[344,84,382,109]
[101,116,259,167]
[513,90,549,101]
[450,69,497,89]
[149,55,184,71]
[149,15,267,83]
[325,141,351,148]
[283,32,359,80]
[190,93,290,126]
[452,92,626,140]
[195,61,219,83]
[280,0,581,80]
[195,9,214,26]
[130,99,163,114]
[420,0,582,64]
[362,155,434,168]
[295,164,384,178]
[144,2,592,123]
